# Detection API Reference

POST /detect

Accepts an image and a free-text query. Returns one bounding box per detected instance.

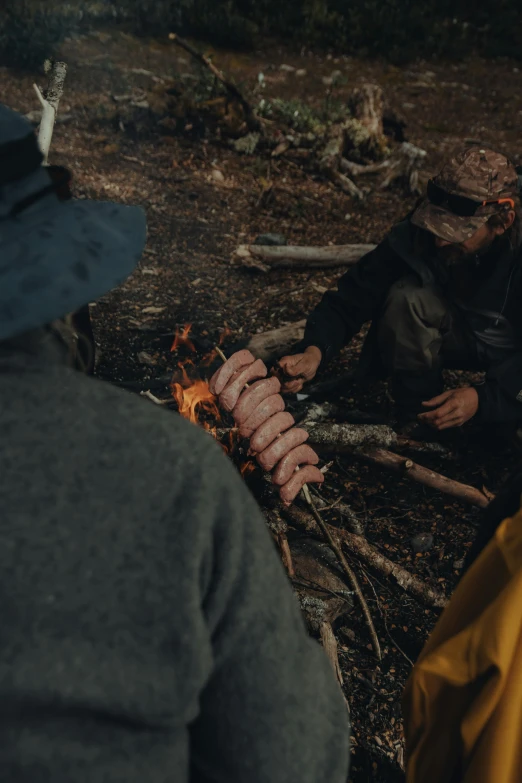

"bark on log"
[283,504,448,610]
[345,83,388,161]
[304,422,397,451]
[360,448,490,508]
[246,320,306,362]
[318,124,365,200]
[235,243,376,272]
[349,84,385,144]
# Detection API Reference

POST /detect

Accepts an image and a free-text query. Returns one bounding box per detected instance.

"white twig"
[140,390,172,406]
[34,60,67,164]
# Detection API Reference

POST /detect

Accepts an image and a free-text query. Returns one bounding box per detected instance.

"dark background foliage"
[1,1,521,69]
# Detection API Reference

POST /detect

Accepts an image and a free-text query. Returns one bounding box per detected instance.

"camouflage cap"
[412,147,519,244]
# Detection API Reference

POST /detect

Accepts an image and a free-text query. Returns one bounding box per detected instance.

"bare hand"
[278,347,322,394]
[418,387,479,430]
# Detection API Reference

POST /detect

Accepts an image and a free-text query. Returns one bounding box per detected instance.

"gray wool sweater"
[0,330,350,782]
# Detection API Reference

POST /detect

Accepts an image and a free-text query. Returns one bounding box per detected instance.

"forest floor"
[4,25,522,781]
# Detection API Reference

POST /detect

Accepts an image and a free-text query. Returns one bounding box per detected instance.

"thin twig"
[214,344,381,659]
[168,34,261,133]
[301,485,382,661]
[359,565,414,667]
[140,390,172,405]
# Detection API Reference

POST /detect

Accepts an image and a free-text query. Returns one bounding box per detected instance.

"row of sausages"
[209,350,324,504]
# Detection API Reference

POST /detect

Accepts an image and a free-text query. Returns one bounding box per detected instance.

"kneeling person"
[280,147,522,435]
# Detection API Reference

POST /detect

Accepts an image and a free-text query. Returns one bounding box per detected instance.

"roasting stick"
[214,346,382,660]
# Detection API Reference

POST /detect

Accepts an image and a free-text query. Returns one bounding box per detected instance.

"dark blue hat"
[0,104,147,340]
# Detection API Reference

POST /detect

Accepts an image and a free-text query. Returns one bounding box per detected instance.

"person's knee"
[381,276,446,328]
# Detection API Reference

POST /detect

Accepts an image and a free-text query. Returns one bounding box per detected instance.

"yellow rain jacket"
[403,505,522,783]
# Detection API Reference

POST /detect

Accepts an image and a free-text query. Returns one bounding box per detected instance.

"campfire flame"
[171,324,195,354]
[170,324,255,476]
[171,362,220,429]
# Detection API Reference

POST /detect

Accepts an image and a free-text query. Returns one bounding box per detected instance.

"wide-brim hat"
[412,147,519,244]
[0,104,147,341]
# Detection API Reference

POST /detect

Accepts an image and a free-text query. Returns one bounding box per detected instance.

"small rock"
[211,168,225,182]
[411,533,434,554]
[322,76,333,87]
[453,559,465,570]
[141,268,160,276]
[344,213,352,221]
[138,351,157,366]
[253,233,287,246]
[280,64,295,73]
[295,69,307,77]
[141,306,165,314]
[191,278,202,286]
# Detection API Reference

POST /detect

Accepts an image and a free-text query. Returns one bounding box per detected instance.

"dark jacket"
[0,330,350,782]
[301,219,522,423]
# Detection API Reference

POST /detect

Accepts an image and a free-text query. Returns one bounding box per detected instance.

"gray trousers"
[375,275,484,415]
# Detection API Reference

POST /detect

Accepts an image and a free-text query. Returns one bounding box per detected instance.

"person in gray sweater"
[0,104,350,781]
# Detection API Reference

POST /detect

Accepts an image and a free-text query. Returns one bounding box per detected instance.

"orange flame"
[171,324,195,354]
[171,363,220,427]
[240,460,256,477]
[170,325,254,476]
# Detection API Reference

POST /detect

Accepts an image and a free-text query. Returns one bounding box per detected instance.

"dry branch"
[320,622,344,686]
[235,243,376,272]
[277,532,295,577]
[380,141,427,195]
[304,422,397,451]
[168,34,261,133]
[302,491,382,660]
[360,448,490,508]
[284,504,448,610]
[340,157,390,177]
[246,320,306,362]
[34,59,67,164]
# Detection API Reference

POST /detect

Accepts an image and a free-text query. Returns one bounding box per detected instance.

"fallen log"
[235,243,376,272]
[283,504,448,610]
[246,320,306,362]
[360,448,490,509]
[304,422,397,451]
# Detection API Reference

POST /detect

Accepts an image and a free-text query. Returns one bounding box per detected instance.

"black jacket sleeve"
[299,237,409,364]
[476,353,522,423]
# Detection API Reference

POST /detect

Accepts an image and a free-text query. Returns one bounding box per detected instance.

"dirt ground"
[5,25,522,781]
